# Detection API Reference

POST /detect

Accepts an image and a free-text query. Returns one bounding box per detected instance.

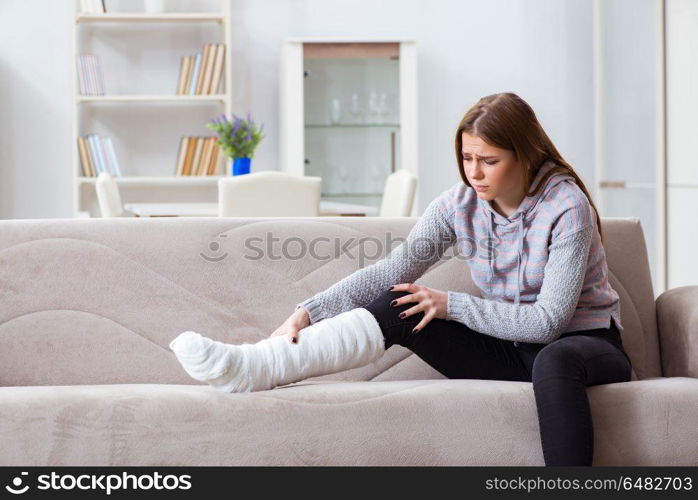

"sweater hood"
[477,160,576,305]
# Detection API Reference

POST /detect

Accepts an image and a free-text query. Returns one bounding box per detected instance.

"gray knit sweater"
[297,170,621,344]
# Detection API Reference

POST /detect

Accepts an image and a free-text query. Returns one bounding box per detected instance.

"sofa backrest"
[0,216,661,387]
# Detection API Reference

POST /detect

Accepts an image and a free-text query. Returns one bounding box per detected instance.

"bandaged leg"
[169,307,385,393]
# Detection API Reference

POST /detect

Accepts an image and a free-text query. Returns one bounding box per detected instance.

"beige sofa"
[0,216,696,466]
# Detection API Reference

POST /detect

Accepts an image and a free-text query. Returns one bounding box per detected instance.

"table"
[123,200,379,217]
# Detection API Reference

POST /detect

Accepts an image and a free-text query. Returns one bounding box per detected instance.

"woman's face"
[461,132,525,214]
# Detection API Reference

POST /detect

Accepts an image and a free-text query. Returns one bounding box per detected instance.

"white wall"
[0,0,73,219]
[0,0,595,219]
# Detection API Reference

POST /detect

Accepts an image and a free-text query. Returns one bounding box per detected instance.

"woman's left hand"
[390,283,448,333]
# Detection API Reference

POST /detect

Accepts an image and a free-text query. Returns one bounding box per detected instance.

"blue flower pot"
[232,157,251,176]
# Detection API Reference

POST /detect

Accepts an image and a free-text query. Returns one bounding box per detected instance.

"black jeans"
[364,290,633,466]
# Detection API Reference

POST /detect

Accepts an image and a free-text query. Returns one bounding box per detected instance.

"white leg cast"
[169,307,385,393]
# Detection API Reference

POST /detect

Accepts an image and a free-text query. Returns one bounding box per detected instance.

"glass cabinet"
[280,39,418,214]
[593,0,666,294]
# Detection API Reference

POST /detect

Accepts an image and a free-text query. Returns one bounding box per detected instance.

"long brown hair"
[454,92,604,244]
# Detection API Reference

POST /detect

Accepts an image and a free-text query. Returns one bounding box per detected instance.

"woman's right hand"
[269,306,311,344]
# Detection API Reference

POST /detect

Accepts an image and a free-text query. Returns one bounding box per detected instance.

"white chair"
[95,172,133,217]
[218,171,322,217]
[379,169,417,217]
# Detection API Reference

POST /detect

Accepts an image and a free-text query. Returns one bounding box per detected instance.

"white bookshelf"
[71,0,233,217]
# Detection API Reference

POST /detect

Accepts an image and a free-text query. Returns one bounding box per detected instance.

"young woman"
[170,92,633,466]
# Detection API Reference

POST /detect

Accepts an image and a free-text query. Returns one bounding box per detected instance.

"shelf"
[77,176,225,187]
[75,13,226,24]
[76,95,228,103]
[305,123,400,129]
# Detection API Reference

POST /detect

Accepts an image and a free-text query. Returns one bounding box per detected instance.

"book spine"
[201,44,216,95]
[86,134,102,174]
[93,134,106,175]
[86,55,95,95]
[77,137,90,177]
[176,56,186,95]
[188,54,201,95]
[208,44,225,95]
[104,137,122,177]
[207,141,220,175]
[100,136,114,175]
[195,44,211,95]
[96,135,111,175]
[174,136,187,176]
[197,136,213,175]
[182,136,197,175]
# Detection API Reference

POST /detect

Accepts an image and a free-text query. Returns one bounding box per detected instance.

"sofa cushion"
[0,377,694,466]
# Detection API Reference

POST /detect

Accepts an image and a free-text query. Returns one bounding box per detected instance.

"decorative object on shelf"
[329,98,342,124]
[349,92,363,124]
[207,113,264,176]
[232,157,251,176]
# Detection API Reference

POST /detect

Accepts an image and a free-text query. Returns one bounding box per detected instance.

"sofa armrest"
[656,286,698,378]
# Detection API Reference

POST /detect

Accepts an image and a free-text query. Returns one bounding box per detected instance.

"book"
[77,55,105,96]
[104,137,122,177]
[204,44,215,94]
[196,44,213,95]
[174,136,188,176]
[77,136,94,177]
[93,54,106,95]
[208,44,225,95]
[78,55,93,95]
[197,136,214,175]
[85,54,97,95]
[100,136,114,175]
[181,136,197,175]
[173,136,223,176]
[189,137,205,175]
[86,135,100,174]
[208,142,221,175]
[176,56,192,95]
[187,53,201,95]
[78,134,122,177]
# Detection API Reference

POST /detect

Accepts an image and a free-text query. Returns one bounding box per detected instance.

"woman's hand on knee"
[270,307,310,344]
[389,283,448,333]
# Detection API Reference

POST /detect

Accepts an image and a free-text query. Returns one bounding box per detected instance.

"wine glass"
[349,92,363,124]
[329,98,342,125]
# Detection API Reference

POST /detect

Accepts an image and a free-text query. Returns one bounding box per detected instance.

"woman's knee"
[364,290,417,329]
[531,339,586,383]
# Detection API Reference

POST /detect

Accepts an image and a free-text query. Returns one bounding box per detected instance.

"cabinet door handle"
[599,180,627,189]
